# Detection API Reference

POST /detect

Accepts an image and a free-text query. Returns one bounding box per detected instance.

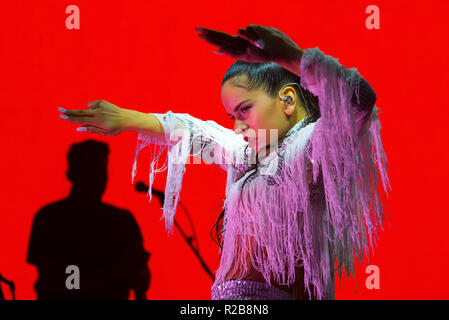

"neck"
[256,106,309,161]
[291,105,308,128]
[68,187,102,203]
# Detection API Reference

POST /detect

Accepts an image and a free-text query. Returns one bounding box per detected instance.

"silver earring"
[279,82,311,114]
[283,96,293,106]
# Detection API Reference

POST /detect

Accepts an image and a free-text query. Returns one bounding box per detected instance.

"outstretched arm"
[58,100,167,140]
[57,100,246,164]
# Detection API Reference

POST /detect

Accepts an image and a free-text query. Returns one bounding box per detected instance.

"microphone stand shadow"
[0,273,15,300]
[135,182,215,281]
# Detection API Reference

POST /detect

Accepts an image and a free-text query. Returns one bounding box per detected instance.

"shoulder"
[32,199,67,221]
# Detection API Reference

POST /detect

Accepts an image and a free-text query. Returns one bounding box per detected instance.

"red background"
[1,0,448,300]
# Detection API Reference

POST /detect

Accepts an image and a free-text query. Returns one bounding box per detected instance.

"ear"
[280,96,296,117]
[279,86,297,116]
[282,99,296,116]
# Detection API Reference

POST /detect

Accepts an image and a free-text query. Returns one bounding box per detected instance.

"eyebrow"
[227,99,251,116]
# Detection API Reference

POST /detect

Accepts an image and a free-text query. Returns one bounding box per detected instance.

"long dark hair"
[210,60,321,250]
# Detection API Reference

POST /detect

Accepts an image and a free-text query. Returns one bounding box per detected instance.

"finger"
[247,24,262,33]
[87,100,102,108]
[195,26,206,33]
[213,48,239,59]
[237,28,258,46]
[199,34,249,58]
[197,32,234,48]
[214,45,247,59]
[244,28,264,49]
[197,28,238,46]
[60,108,96,117]
[76,125,109,135]
[60,115,96,125]
[196,27,233,41]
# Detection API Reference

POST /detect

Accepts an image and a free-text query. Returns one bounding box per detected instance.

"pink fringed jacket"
[131,47,391,300]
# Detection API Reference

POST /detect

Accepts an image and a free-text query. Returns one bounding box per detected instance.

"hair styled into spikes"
[210,60,321,250]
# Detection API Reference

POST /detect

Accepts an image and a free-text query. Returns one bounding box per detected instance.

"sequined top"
[211,280,295,300]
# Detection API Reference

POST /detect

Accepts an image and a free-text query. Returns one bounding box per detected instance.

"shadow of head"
[66,140,109,199]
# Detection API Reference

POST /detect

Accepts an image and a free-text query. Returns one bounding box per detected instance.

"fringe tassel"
[131,111,247,234]
[301,47,391,299]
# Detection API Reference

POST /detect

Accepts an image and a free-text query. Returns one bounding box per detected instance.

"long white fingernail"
[58,107,66,113]
[59,115,68,119]
[76,127,87,132]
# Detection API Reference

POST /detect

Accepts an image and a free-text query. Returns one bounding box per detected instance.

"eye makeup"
[229,105,252,120]
[240,105,251,114]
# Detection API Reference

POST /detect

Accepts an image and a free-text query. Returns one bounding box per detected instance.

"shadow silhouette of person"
[27,140,151,300]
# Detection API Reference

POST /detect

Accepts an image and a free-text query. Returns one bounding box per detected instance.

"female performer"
[58,24,390,300]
